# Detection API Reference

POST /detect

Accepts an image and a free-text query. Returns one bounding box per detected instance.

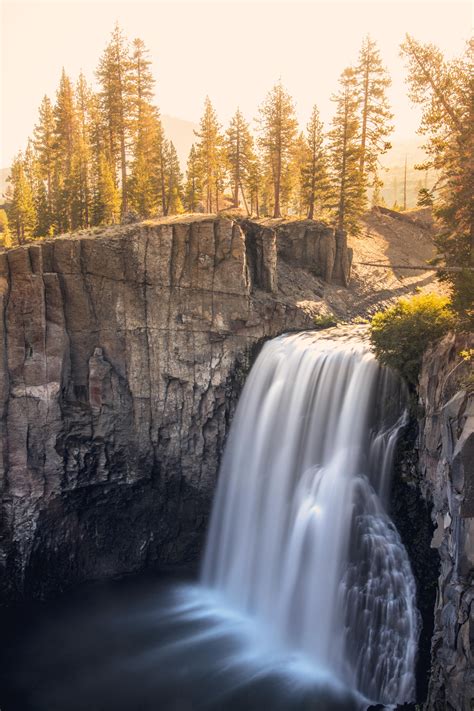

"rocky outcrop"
[269,219,352,285]
[418,332,474,710]
[0,216,318,601]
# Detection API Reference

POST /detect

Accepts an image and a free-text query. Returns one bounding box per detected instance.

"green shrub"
[369,293,456,388]
[313,313,338,330]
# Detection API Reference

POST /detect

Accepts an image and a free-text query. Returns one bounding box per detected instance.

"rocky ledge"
[0,215,350,600]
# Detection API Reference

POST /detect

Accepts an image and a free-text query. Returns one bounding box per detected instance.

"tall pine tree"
[75,72,94,229]
[257,81,298,218]
[89,93,120,225]
[194,97,225,213]
[354,36,393,186]
[128,37,161,217]
[401,35,473,317]
[225,109,253,209]
[163,141,184,215]
[184,144,202,212]
[300,105,330,219]
[328,68,366,234]
[96,23,131,216]
[8,152,37,243]
[53,69,80,232]
[33,95,56,234]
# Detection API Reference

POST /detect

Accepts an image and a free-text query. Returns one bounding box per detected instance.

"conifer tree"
[33,95,56,234]
[129,38,154,132]
[300,105,330,219]
[8,152,37,243]
[129,107,162,218]
[247,151,263,218]
[89,93,120,225]
[95,152,121,224]
[401,35,474,317]
[194,97,225,213]
[53,68,80,232]
[184,144,202,212]
[23,139,50,237]
[354,36,393,184]
[328,68,366,234]
[0,209,11,248]
[257,81,298,218]
[128,38,161,218]
[96,23,131,216]
[225,109,253,208]
[155,123,169,216]
[75,72,93,228]
[164,141,184,215]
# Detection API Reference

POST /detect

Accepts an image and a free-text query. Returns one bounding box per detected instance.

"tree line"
[2,27,472,317]
[3,27,393,243]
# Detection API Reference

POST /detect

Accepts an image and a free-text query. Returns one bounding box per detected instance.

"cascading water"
[202,330,419,707]
[3,329,421,711]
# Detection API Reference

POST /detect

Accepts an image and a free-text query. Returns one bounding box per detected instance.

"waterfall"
[202,330,419,706]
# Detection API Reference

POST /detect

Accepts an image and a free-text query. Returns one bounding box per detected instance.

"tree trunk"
[359,57,370,177]
[120,134,127,216]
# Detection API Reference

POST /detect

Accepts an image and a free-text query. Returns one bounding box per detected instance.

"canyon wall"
[418,332,474,711]
[0,215,350,600]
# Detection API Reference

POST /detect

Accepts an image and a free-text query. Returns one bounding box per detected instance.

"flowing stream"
[202,330,419,707]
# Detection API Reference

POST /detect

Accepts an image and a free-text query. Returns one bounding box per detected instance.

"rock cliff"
[0,215,343,600]
[418,332,474,710]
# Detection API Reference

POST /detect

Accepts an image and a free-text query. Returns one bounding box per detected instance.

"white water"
[202,330,419,706]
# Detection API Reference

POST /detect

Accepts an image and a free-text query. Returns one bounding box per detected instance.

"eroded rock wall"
[0,217,315,600]
[418,332,474,710]
[272,220,352,285]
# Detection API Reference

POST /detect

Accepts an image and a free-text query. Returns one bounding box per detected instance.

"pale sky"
[1,0,472,167]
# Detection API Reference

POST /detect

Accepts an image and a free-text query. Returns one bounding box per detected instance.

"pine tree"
[33,95,56,234]
[328,68,366,234]
[194,97,225,213]
[0,209,12,248]
[95,151,121,225]
[401,35,474,317]
[8,152,37,243]
[53,68,80,232]
[129,106,161,218]
[96,23,131,216]
[184,144,202,212]
[75,72,93,228]
[257,81,298,218]
[129,38,154,132]
[247,151,263,218]
[89,93,120,225]
[128,37,160,218]
[354,36,393,185]
[23,139,49,237]
[300,105,330,219]
[225,109,253,208]
[163,141,184,215]
[155,123,169,216]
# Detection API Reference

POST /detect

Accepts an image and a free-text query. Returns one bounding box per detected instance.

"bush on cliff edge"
[369,293,456,388]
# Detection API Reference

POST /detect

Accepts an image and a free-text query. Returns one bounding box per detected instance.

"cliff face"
[418,333,474,711]
[0,215,346,600]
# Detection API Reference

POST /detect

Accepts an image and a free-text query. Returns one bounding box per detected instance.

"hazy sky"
[1,0,471,167]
